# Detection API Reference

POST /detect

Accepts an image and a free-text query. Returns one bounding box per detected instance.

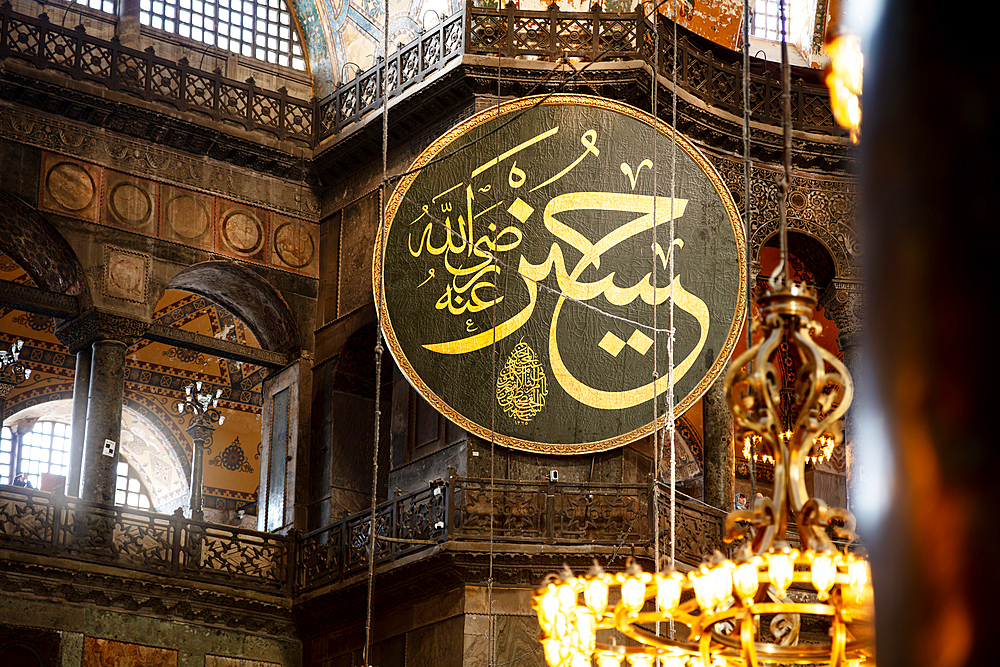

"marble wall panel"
[338,193,377,316]
[159,185,215,250]
[407,614,463,667]
[270,215,319,278]
[102,245,151,303]
[82,637,177,667]
[103,170,158,234]
[39,154,101,222]
[217,200,270,263]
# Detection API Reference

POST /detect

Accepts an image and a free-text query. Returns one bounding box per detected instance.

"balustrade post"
[50,486,64,556]
[545,477,555,544]
[37,11,52,70]
[142,46,155,100]
[170,506,183,575]
[590,4,600,61]
[642,478,650,545]
[245,77,257,131]
[286,529,299,594]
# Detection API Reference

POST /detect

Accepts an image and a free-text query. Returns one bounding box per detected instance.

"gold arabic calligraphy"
[407,126,711,411]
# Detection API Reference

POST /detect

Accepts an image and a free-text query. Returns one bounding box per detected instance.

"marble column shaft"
[187,422,213,521]
[80,339,128,504]
[67,348,91,498]
[702,374,735,510]
[116,0,142,47]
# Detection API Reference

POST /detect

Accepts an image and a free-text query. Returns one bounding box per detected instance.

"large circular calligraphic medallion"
[375,95,745,454]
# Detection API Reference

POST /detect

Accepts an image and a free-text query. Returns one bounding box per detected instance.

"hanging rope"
[667,0,679,577]
[743,0,757,502]
[362,1,391,665]
[770,0,792,289]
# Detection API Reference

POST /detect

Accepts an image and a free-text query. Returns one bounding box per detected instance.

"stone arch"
[0,193,91,304]
[757,229,838,288]
[751,216,859,280]
[163,261,300,354]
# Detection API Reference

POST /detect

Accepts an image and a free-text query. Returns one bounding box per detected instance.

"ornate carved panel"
[102,246,150,304]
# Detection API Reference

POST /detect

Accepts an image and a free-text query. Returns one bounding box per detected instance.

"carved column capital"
[55,308,150,353]
[820,278,865,343]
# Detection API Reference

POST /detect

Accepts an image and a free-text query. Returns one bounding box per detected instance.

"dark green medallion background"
[376,95,745,454]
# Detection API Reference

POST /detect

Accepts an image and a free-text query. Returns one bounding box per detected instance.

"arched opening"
[164,261,300,354]
[2,400,187,512]
[0,193,90,303]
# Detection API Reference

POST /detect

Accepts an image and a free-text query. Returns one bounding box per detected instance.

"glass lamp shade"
[768,550,796,594]
[583,576,609,616]
[811,553,837,599]
[733,560,760,604]
[656,573,683,613]
[621,576,646,613]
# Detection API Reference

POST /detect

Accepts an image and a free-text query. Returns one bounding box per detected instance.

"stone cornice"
[54,308,150,352]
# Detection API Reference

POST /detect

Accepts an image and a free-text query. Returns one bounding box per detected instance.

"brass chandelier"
[531,281,875,667]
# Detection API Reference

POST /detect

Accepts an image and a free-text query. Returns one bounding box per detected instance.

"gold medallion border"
[374,94,746,455]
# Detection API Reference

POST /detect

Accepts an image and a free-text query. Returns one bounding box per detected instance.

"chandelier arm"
[831,612,847,667]
[739,609,759,667]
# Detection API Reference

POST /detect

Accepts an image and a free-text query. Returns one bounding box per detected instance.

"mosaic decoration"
[210,436,255,473]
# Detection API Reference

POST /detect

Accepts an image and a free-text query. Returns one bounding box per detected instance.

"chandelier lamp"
[532,283,875,667]
[742,433,836,467]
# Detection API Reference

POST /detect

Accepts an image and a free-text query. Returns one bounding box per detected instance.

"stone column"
[56,311,148,505]
[67,348,92,498]
[819,278,864,513]
[116,0,142,48]
[702,374,735,510]
[186,422,213,521]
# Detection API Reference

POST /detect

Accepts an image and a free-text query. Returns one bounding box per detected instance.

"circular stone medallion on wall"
[165,195,210,239]
[222,210,264,255]
[109,181,153,227]
[46,162,96,212]
[274,221,315,268]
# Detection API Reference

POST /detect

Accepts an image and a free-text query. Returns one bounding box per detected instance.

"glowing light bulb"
[656,572,682,613]
[583,575,609,616]
[569,651,590,667]
[627,654,655,667]
[662,654,687,667]
[575,609,597,654]
[537,587,560,634]
[712,561,735,606]
[768,549,796,594]
[693,568,718,610]
[595,650,624,667]
[810,553,837,600]
[543,638,568,667]
[733,560,760,604]
[557,582,578,613]
[621,576,646,613]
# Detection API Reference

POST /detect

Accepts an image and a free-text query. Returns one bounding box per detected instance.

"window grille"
[116,460,154,510]
[139,0,307,70]
[752,0,785,41]
[1,422,71,488]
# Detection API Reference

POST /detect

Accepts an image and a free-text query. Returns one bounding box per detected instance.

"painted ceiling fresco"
[1,250,265,513]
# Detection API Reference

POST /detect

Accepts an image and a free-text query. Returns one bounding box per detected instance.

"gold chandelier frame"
[532,282,876,667]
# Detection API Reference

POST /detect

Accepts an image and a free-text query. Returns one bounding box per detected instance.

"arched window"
[116,460,154,510]
[0,422,71,488]
[752,0,786,41]
[139,0,307,70]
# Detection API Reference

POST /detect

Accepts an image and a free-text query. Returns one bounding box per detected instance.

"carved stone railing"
[0,478,729,595]
[0,1,314,144]
[1,2,841,149]
[0,485,294,593]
